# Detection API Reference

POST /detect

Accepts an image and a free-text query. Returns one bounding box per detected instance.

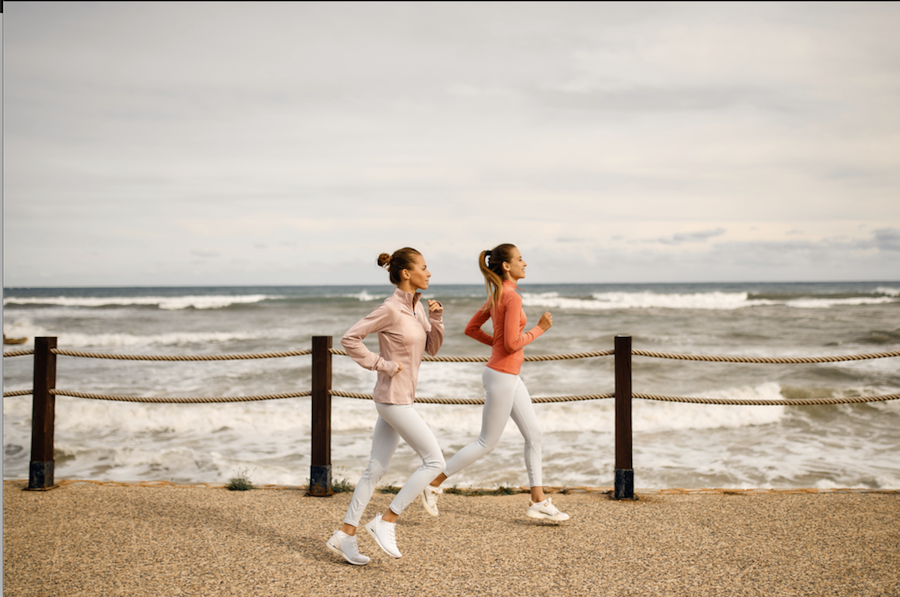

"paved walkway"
[4,480,899,596]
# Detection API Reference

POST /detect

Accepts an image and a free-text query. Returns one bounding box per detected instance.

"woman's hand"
[428,299,443,315]
[396,363,403,372]
[538,312,553,331]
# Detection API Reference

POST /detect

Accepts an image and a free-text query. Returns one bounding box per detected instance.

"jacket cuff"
[377,359,401,377]
[428,301,444,321]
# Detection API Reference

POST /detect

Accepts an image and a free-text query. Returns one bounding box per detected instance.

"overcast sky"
[3,2,899,287]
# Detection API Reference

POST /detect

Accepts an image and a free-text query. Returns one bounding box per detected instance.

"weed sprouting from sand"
[443,484,522,497]
[377,484,401,494]
[331,467,355,493]
[225,468,255,491]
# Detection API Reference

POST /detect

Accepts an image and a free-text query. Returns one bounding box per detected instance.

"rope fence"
[3,349,34,357]
[9,335,900,495]
[7,387,898,406]
[7,347,900,364]
[47,389,312,404]
[631,349,900,364]
[49,348,312,361]
[4,343,899,405]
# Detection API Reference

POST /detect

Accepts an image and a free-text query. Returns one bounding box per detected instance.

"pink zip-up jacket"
[341,288,444,405]
[465,280,544,375]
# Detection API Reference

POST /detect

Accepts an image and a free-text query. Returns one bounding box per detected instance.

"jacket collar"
[391,287,421,310]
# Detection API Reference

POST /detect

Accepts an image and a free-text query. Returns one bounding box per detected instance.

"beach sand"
[3,480,899,596]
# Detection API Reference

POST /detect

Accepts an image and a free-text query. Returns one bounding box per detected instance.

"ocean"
[3,282,900,490]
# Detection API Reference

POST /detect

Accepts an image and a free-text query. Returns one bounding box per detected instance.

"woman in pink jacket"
[326,247,445,565]
[422,243,569,522]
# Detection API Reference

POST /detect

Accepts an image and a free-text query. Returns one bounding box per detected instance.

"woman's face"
[504,247,527,281]
[405,254,432,291]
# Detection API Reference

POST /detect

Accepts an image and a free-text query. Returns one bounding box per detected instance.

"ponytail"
[479,243,517,312]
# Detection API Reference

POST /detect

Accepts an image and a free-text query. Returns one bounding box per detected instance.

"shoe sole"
[365,521,402,558]
[325,537,369,566]
[421,490,439,517]
[526,511,570,522]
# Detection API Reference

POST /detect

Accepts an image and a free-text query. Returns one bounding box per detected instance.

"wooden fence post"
[614,335,635,499]
[309,336,333,496]
[28,337,58,491]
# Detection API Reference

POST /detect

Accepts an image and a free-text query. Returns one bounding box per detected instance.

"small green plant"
[332,476,355,493]
[443,484,522,497]
[329,466,355,493]
[377,484,401,494]
[225,468,255,491]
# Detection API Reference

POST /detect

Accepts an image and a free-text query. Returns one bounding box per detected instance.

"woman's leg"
[374,403,445,518]
[440,367,518,480]
[508,380,569,520]
[342,415,400,529]
[508,377,544,499]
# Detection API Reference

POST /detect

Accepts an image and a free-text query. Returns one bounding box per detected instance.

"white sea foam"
[2,294,276,310]
[342,290,387,302]
[1,330,274,348]
[875,287,900,297]
[786,297,898,308]
[520,290,899,311]
[633,383,786,433]
[521,291,774,310]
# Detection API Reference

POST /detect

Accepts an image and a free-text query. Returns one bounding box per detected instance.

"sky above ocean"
[2,2,899,287]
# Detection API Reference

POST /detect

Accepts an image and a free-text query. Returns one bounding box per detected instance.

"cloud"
[191,249,220,259]
[3,3,899,286]
[651,228,726,245]
[867,228,900,252]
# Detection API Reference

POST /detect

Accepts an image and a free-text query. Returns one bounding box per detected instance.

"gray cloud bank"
[3,2,899,286]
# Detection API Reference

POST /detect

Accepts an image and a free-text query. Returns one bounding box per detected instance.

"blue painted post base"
[309,464,333,497]
[614,468,635,500]
[26,461,58,491]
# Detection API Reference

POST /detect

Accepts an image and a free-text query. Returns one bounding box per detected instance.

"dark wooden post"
[309,336,333,496]
[614,335,634,499]
[28,337,59,490]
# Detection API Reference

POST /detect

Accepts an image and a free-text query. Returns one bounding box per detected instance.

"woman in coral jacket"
[421,243,569,522]
[326,247,445,565]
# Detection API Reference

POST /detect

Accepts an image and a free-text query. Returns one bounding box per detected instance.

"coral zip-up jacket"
[341,288,444,405]
[465,280,544,375]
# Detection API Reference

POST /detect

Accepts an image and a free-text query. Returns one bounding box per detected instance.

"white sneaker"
[365,514,402,558]
[326,530,370,565]
[421,485,442,516]
[527,497,570,521]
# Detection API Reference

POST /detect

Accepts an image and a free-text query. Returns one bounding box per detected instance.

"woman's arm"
[340,304,401,377]
[464,304,493,347]
[502,292,544,354]
[424,300,444,356]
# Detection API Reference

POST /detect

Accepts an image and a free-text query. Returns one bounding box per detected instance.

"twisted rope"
[328,349,615,362]
[46,389,312,403]
[329,390,615,404]
[49,348,312,361]
[631,349,900,364]
[3,350,34,357]
[632,392,900,406]
[5,387,896,405]
[10,347,896,364]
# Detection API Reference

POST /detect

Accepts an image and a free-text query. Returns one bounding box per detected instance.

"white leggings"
[443,367,543,487]
[344,403,445,527]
